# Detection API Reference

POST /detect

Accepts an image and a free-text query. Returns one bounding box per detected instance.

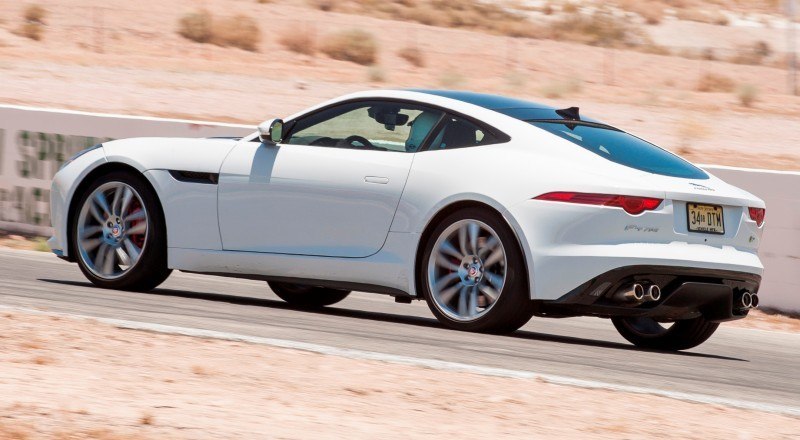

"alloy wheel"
[427,219,507,322]
[76,181,148,280]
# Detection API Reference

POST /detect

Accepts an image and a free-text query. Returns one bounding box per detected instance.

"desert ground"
[0,309,798,439]
[0,0,798,169]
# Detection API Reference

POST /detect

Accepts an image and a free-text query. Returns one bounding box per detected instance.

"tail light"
[748,207,765,227]
[534,192,663,215]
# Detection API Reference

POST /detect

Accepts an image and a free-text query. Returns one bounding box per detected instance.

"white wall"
[0,105,796,312]
[0,105,253,235]
[702,166,800,312]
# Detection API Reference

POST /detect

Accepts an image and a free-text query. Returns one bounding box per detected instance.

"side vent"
[168,170,219,185]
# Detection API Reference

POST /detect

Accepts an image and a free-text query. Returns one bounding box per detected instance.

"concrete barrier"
[702,166,800,312]
[0,105,796,312]
[0,105,253,235]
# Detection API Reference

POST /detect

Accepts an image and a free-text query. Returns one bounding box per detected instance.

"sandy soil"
[0,0,799,170]
[0,310,798,439]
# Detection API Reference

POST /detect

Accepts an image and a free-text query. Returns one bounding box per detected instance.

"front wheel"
[612,316,719,351]
[420,208,534,334]
[268,281,351,308]
[71,170,171,291]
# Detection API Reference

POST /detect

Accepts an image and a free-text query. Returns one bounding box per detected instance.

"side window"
[284,101,443,152]
[427,115,502,150]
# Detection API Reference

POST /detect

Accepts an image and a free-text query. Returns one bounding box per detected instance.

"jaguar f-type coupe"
[49,89,765,350]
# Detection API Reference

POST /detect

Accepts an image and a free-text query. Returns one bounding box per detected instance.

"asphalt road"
[1,248,798,410]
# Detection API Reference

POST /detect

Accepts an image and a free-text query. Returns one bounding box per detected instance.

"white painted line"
[700,164,800,176]
[2,304,799,418]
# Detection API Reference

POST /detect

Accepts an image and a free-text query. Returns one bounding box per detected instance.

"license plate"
[687,203,724,234]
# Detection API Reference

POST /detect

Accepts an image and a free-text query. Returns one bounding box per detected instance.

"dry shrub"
[32,355,54,365]
[438,69,465,88]
[398,46,425,67]
[696,72,736,92]
[729,41,772,65]
[539,78,582,98]
[177,11,260,51]
[350,0,539,38]
[17,22,43,40]
[737,84,758,107]
[279,31,315,55]
[212,15,260,51]
[676,9,729,26]
[677,117,711,148]
[139,412,154,426]
[546,10,650,48]
[191,365,210,376]
[638,7,665,25]
[308,0,335,11]
[321,29,377,65]
[23,5,46,23]
[562,2,579,13]
[616,0,665,25]
[0,423,31,440]
[19,340,44,350]
[16,4,46,41]
[178,10,213,43]
[367,65,387,82]
[637,43,671,55]
[506,71,527,90]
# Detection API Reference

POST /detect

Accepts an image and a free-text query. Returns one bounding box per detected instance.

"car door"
[217,100,443,258]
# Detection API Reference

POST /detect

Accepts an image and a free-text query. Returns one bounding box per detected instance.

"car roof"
[407,89,603,123]
[408,89,556,110]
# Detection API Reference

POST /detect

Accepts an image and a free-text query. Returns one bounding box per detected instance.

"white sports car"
[49,89,765,350]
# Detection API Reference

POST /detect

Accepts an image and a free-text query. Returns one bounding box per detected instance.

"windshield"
[529,121,708,180]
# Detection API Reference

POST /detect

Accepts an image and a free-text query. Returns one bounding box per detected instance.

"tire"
[71,170,171,291]
[612,316,719,351]
[419,207,534,334]
[268,281,351,308]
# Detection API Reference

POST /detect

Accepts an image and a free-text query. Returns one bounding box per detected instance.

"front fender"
[50,147,108,257]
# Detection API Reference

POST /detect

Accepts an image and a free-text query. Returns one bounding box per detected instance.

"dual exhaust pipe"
[612,283,760,310]
[738,291,759,309]
[613,282,661,304]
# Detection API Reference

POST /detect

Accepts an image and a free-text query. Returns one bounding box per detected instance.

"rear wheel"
[268,281,351,308]
[71,170,171,291]
[420,208,534,334]
[612,316,719,351]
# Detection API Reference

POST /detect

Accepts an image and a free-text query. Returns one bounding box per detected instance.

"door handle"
[364,176,389,184]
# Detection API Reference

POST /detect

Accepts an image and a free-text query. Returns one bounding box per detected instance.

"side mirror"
[258,119,284,144]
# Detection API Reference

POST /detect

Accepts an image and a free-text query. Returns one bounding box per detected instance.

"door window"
[284,101,444,152]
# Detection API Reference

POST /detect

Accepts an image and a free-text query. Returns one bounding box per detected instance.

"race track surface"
[1,248,798,409]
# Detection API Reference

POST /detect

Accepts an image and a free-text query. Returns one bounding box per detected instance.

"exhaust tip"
[751,293,759,308]
[632,283,645,301]
[741,292,753,309]
[647,284,661,302]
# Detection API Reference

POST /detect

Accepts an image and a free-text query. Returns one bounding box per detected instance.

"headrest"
[368,106,410,130]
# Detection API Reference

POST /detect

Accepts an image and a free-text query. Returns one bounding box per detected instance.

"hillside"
[0,0,798,169]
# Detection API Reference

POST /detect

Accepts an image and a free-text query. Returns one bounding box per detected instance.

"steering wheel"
[341,135,377,150]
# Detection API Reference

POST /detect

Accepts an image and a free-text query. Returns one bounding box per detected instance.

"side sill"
[180,271,412,299]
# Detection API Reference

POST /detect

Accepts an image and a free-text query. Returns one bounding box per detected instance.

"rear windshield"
[529,121,708,180]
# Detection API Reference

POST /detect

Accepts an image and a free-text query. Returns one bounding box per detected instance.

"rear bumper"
[534,265,761,322]
[506,199,763,300]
